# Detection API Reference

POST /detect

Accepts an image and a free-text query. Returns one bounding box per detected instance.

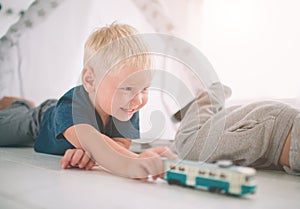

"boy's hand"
[60,149,95,170]
[129,146,178,181]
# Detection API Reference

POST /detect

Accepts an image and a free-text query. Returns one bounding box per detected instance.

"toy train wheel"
[167,179,184,186]
[208,187,222,193]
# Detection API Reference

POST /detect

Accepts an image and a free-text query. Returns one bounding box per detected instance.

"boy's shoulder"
[55,85,94,116]
[60,85,84,99]
[58,85,90,105]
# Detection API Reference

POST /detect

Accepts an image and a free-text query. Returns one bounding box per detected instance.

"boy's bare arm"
[62,124,177,178]
[61,127,132,169]
[63,125,137,157]
[112,137,132,149]
[63,126,83,148]
[61,125,134,170]
[62,124,138,175]
[62,126,131,149]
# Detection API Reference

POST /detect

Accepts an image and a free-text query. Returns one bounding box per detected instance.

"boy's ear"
[82,67,96,92]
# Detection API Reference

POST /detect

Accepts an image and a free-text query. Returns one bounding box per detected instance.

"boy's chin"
[113,112,134,121]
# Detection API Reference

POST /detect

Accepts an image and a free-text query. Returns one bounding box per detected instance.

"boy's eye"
[119,86,149,94]
[121,87,133,91]
[142,87,149,92]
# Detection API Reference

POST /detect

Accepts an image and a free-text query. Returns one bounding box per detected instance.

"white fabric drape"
[0,0,66,98]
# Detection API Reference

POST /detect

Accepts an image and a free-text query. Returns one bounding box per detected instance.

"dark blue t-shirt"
[34,85,140,155]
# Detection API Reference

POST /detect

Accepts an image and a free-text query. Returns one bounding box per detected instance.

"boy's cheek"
[112,92,131,103]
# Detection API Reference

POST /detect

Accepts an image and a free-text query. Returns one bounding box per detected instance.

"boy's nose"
[131,92,143,107]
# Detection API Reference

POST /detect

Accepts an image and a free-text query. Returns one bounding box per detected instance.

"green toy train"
[163,159,257,196]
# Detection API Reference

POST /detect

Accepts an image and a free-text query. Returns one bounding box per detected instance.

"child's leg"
[279,129,291,167]
[0,96,35,110]
[283,114,300,175]
[0,100,37,146]
[0,99,56,146]
[176,98,299,171]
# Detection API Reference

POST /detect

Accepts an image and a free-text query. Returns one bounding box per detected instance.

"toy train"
[163,159,257,196]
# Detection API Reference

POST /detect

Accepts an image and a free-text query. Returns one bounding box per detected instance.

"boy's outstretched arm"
[112,137,132,149]
[60,138,131,170]
[60,125,133,169]
[62,124,177,179]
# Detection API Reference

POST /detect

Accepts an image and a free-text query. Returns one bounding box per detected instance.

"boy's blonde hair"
[84,22,151,76]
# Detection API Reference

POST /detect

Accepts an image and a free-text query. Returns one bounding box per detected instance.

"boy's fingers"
[152,173,164,180]
[60,158,68,169]
[85,160,95,170]
[133,177,148,182]
[151,147,178,160]
[71,149,84,166]
[79,153,91,168]
[60,149,75,169]
[142,147,177,178]
[142,152,164,177]
[160,150,178,160]
[60,149,95,170]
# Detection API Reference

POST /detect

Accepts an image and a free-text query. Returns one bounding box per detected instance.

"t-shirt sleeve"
[54,98,74,139]
[54,88,98,139]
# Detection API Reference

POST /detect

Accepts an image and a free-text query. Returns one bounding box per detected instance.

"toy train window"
[209,172,216,177]
[170,165,176,170]
[220,174,226,179]
[198,170,206,175]
[245,176,254,182]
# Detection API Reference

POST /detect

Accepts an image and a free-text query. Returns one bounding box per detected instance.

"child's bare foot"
[0,96,35,110]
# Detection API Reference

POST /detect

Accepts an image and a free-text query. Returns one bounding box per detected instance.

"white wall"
[199,0,300,101]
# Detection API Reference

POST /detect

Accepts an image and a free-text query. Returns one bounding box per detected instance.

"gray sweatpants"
[0,99,57,146]
[175,83,300,174]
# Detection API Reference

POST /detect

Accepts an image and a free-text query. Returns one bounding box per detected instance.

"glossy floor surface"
[0,147,299,209]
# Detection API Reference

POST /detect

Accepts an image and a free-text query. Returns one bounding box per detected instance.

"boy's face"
[95,64,151,121]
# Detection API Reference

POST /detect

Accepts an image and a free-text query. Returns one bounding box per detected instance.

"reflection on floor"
[0,147,299,209]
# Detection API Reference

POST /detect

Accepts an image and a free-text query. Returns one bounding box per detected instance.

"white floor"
[0,147,299,209]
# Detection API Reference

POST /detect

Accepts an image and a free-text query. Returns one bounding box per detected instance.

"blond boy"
[0,23,176,180]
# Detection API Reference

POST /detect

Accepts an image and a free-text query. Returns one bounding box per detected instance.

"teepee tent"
[0,0,203,139]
